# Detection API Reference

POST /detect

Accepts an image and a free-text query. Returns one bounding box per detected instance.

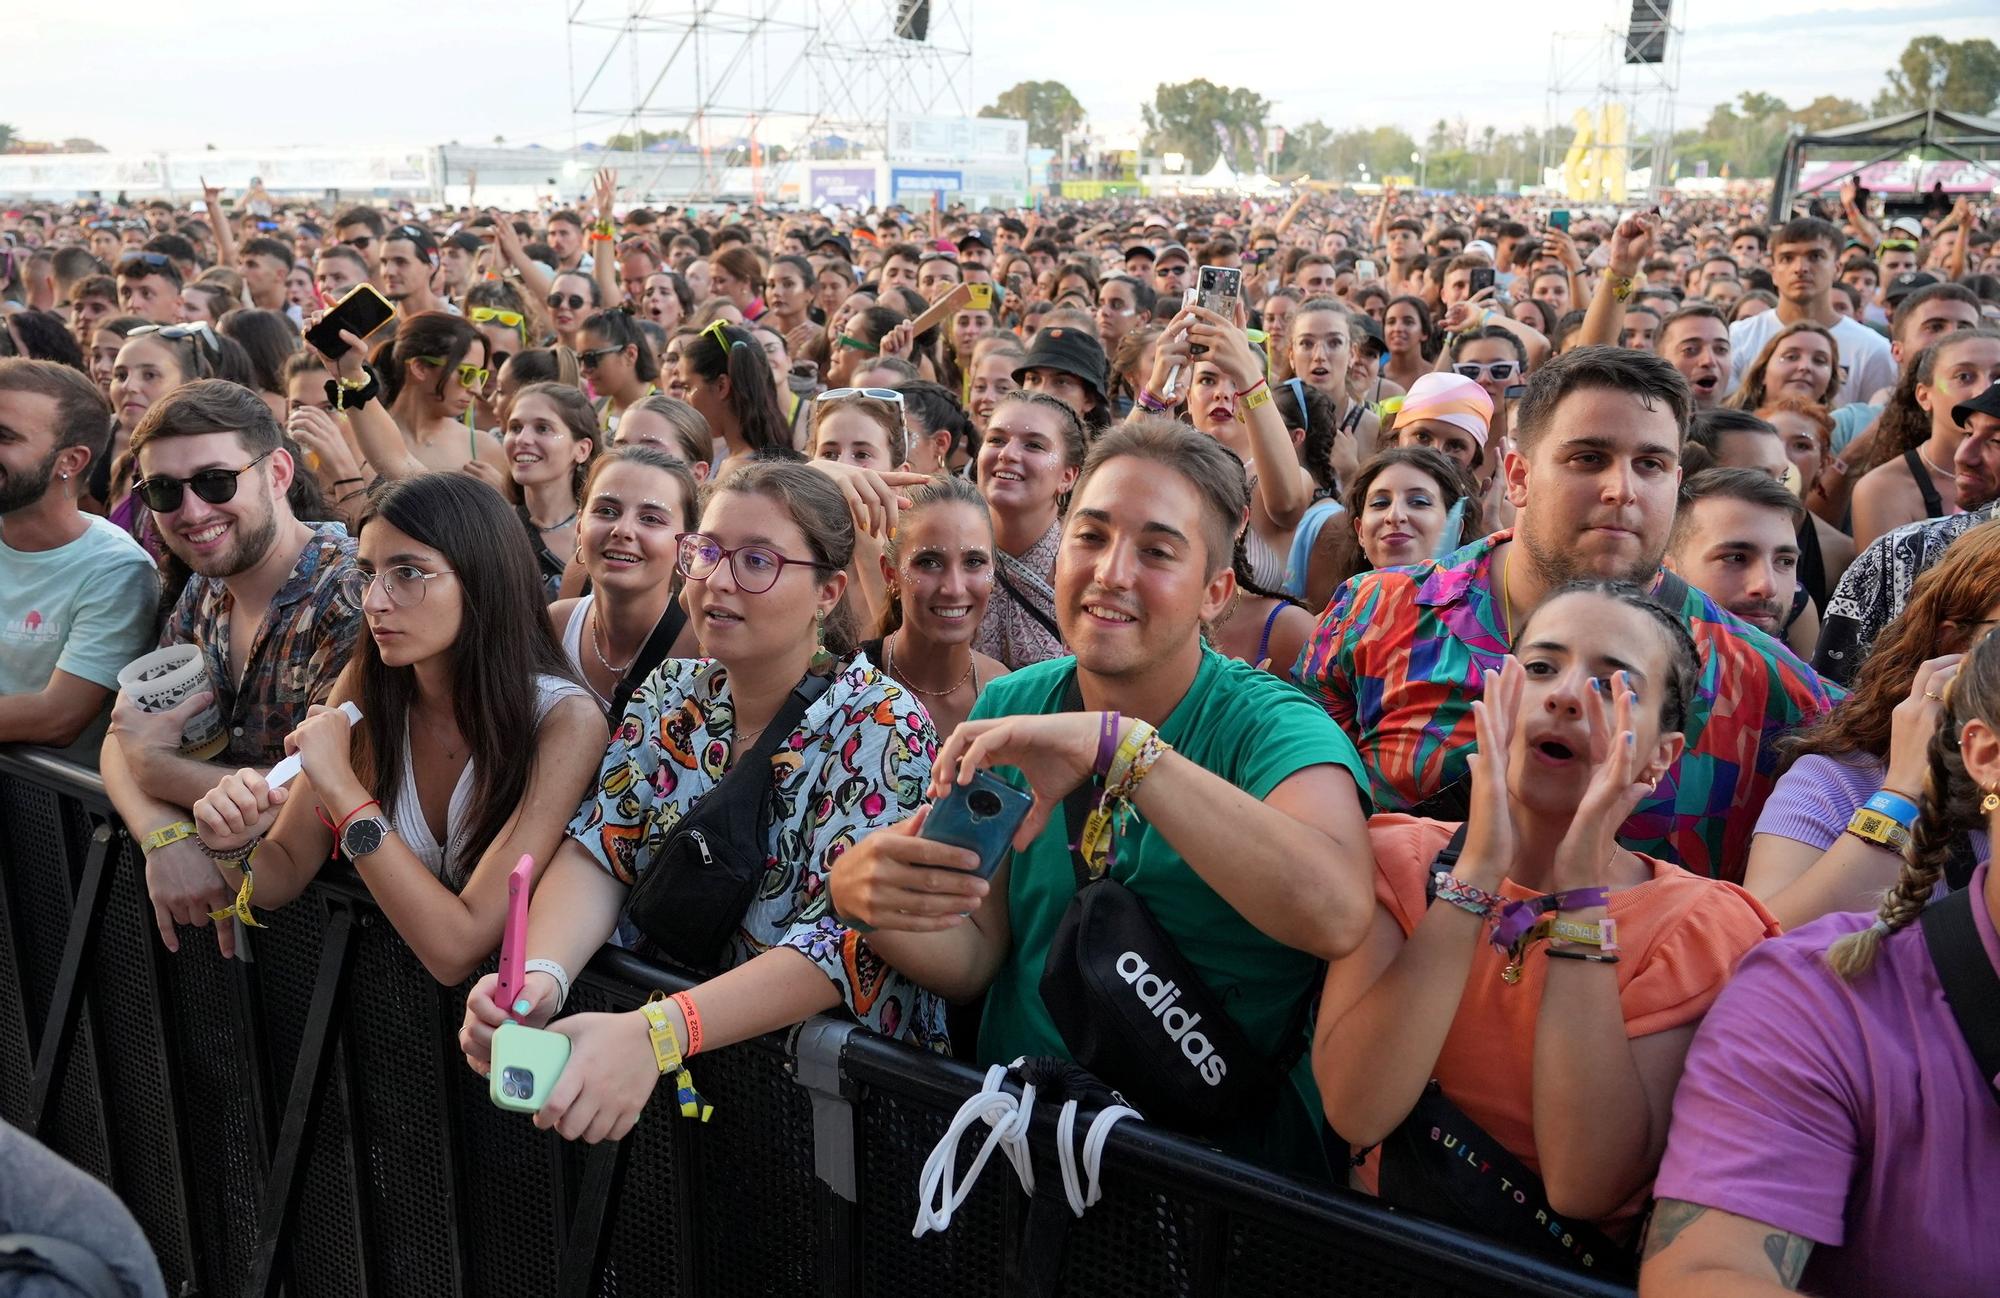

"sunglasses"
[1877,239,1919,253]
[470,305,527,334]
[343,235,375,251]
[129,321,220,355]
[577,345,626,368]
[547,292,590,310]
[117,251,175,272]
[136,449,274,513]
[1453,360,1519,382]
[817,387,904,405]
[417,355,491,388]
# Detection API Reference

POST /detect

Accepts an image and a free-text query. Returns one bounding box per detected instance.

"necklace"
[886,632,974,697]
[1915,445,1950,478]
[1209,588,1244,633]
[589,606,638,675]
[532,509,578,532]
[418,706,464,762]
[1498,546,1518,645]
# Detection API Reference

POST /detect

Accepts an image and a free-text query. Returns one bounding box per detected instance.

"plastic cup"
[116,645,227,760]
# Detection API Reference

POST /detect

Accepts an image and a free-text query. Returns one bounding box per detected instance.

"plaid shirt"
[1293,530,1838,882]
[160,524,362,766]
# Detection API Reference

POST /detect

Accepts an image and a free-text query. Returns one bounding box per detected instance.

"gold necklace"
[1916,444,1950,478]
[886,632,974,698]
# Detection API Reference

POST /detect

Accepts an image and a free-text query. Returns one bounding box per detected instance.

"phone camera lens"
[968,789,1003,818]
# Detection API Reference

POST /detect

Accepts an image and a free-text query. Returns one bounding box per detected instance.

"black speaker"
[1624,0,1669,63]
[896,0,930,41]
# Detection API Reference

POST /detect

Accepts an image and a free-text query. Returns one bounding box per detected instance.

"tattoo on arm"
[1642,1198,1708,1259]
[1762,1231,1813,1287]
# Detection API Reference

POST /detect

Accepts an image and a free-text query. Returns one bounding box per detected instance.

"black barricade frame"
[0,747,1634,1298]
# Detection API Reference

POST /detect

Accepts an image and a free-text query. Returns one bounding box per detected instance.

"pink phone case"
[494,854,533,1019]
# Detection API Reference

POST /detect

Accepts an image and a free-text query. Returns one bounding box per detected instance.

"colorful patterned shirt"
[973,518,1065,670]
[565,653,948,1051]
[160,523,362,766]
[1293,530,1838,882]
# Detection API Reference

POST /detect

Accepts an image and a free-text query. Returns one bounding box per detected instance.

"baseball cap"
[1350,313,1387,356]
[1887,216,1925,239]
[1121,243,1157,262]
[1883,270,1941,305]
[1393,372,1494,449]
[1013,326,1109,406]
[1153,242,1191,266]
[957,229,992,250]
[1951,379,2000,428]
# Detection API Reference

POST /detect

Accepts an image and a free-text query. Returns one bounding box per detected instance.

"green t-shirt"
[971,648,1368,1173]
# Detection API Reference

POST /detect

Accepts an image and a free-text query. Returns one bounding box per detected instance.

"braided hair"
[1826,627,2000,979]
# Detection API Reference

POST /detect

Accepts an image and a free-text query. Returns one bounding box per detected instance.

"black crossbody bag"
[1036,678,1315,1135]
[1355,825,1635,1278]
[623,672,832,974]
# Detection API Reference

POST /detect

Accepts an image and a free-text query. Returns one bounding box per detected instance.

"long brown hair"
[1827,625,2000,978]
[1861,327,2000,475]
[350,474,578,889]
[1783,520,2000,771]
[1728,319,1839,411]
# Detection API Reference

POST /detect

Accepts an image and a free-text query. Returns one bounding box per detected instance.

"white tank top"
[560,593,594,680]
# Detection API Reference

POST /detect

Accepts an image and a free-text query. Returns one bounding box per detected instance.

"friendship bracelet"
[1234,377,1269,398]
[1433,874,1504,919]
[1136,388,1169,412]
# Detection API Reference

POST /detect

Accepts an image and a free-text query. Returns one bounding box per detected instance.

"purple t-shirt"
[1755,751,1990,857]
[1655,862,2000,1298]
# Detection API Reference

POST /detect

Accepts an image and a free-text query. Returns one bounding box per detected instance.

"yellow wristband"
[1845,806,1912,854]
[640,994,684,1074]
[1242,384,1273,412]
[144,820,198,854]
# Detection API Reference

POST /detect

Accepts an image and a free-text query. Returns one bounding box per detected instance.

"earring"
[809,609,834,674]
[1984,788,2000,815]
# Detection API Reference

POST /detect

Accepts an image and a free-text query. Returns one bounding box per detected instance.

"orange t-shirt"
[1344,814,1781,1237]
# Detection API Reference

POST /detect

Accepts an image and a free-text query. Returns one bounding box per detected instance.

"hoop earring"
[809,608,834,674]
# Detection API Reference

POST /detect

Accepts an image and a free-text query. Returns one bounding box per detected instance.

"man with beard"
[0,360,157,753]
[101,380,360,957]
[1295,346,1835,881]
[1667,468,1807,652]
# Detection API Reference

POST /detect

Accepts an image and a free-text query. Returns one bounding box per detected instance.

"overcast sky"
[10,0,1991,154]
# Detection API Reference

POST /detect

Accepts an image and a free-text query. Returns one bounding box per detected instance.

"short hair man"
[332,206,387,275]
[1292,253,1340,299]
[66,274,120,351]
[546,210,591,274]
[1729,225,1767,268]
[1658,303,1733,409]
[0,360,158,754]
[238,236,293,312]
[379,223,446,318]
[102,381,362,957]
[879,242,923,294]
[117,251,184,324]
[833,418,1375,1171]
[313,245,370,307]
[1151,243,1191,297]
[1297,346,1835,879]
[1729,218,1895,406]
[1666,467,1805,639]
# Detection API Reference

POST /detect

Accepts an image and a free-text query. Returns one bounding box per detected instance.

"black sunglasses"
[344,235,376,250]
[577,345,625,368]
[547,292,590,310]
[136,449,274,513]
[117,251,175,272]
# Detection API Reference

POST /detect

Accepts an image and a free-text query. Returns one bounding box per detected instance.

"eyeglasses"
[817,387,904,405]
[675,532,825,595]
[337,564,457,611]
[547,292,590,310]
[343,235,376,251]
[577,345,625,369]
[129,321,222,355]
[1156,263,1188,276]
[136,449,274,513]
[1453,360,1520,382]
[417,355,491,388]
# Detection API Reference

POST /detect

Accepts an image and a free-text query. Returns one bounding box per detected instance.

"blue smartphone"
[921,771,1033,880]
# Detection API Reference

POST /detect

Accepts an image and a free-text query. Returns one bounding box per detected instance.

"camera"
[968,788,1004,818]
[500,1066,537,1101]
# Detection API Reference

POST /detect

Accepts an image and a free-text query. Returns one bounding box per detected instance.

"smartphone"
[1355,259,1378,280]
[304,283,395,361]
[1191,265,1243,355]
[1549,210,1571,231]
[490,1021,571,1114]
[921,771,1033,880]
[966,281,993,311]
[493,854,533,1017]
[1468,267,1496,296]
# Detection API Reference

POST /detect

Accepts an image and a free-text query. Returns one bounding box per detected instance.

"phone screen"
[304,284,396,361]
[1468,267,1496,296]
[966,281,993,311]
[1550,210,1571,231]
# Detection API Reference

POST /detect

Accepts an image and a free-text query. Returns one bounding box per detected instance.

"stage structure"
[564,0,974,203]
[1542,0,1683,201]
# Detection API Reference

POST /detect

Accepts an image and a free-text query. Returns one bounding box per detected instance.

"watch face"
[344,817,387,857]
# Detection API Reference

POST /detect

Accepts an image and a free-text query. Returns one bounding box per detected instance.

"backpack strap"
[607,600,691,722]
[1919,886,2000,1107]
[1423,823,1471,906]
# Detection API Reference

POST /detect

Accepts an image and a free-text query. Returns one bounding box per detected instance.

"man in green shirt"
[832,417,1376,1170]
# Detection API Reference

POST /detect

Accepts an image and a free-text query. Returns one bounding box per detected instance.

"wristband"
[331,476,365,488]
[671,990,704,1057]
[1547,916,1620,954]
[524,958,571,1012]
[1845,806,1913,854]
[1864,790,1920,828]
[1234,377,1269,399]
[143,820,198,854]
[1433,874,1503,919]
[1094,712,1122,777]
[641,993,714,1122]
[1136,389,1168,413]
[1241,383,1273,413]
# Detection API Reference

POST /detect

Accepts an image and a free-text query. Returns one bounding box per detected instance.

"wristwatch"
[340,813,393,860]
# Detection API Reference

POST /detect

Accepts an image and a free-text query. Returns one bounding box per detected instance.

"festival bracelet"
[143,820,198,855]
[1433,874,1504,919]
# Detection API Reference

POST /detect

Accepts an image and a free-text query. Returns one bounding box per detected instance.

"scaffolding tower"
[563,0,974,202]
[1542,0,1684,199]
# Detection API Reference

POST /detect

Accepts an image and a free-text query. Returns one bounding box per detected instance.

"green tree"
[1142,79,1271,172]
[1791,95,1864,132]
[0,123,14,153]
[1873,35,2000,115]
[978,80,1085,151]
[603,127,688,151]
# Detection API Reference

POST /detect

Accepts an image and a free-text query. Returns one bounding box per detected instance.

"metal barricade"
[0,748,1633,1297]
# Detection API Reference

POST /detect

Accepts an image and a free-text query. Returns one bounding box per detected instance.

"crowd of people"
[2,170,1999,1294]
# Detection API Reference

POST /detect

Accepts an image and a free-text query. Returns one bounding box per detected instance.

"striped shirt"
[1293,530,1838,882]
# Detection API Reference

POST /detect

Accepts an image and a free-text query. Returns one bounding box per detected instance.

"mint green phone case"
[490,1021,572,1113]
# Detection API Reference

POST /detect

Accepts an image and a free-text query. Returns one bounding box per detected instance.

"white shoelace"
[912,1060,1141,1237]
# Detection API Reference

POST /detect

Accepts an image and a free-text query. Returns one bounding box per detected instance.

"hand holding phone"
[304,283,395,362]
[920,771,1033,880]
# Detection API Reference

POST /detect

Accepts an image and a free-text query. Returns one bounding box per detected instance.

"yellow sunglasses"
[469,306,527,339]
[418,355,492,389]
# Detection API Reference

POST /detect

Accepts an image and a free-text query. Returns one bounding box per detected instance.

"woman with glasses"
[315,311,511,485]
[677,320,796,460]
[465,281,543,430]
[459,458,949,1144]
[498,382,598,599]
[1442,324,1529,468]
[550,445,703,716]
[187,472,607,985]
[547,271,599,352]
[577,309,659,433]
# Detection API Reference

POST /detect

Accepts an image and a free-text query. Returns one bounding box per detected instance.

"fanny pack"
[1362,825,1634,1278]
[1036,678,1312,1135]
[624,671,831,974]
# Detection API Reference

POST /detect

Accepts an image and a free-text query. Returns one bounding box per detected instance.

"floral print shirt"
[565,652,947,1050]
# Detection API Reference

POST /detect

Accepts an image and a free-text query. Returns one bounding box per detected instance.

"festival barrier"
[0,747,1634,1297]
